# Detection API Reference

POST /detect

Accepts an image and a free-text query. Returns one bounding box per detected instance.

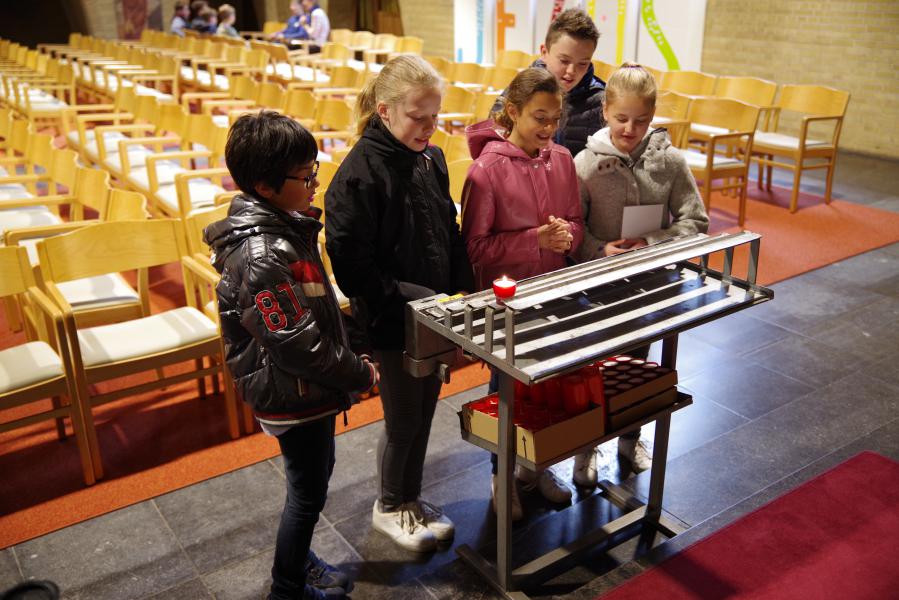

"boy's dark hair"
[226,111,318,196]
[545,9,600,49]
[174,1,188,11]
[190,1,208,17]
[199,7,216,22]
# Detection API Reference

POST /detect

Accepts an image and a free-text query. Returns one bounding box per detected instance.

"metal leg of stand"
[496,372,516,591]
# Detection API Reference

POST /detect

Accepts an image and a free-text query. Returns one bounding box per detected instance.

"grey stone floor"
[2,151,898,599]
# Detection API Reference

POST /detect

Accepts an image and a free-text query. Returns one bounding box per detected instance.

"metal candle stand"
[404,232,774,599]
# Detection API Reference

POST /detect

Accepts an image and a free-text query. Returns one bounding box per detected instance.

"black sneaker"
[301,584,346,600]
[306,550,353,593]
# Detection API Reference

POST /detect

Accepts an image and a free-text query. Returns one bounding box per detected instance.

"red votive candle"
[492,276,517,300]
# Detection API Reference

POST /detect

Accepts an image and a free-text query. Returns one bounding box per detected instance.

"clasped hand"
[538,215,573,254]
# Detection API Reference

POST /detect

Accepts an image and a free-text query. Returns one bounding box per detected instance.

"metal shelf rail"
[404,232,774,599]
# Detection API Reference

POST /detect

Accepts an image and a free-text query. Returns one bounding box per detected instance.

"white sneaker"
[618,436,653,473]
[490,474,524,521]
[536,469,572,504]
[409,499,455,541]
[573,450,598,488]
[371,500,436,552]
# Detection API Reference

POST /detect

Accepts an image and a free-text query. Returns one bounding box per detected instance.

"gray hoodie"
[573,127,708,262]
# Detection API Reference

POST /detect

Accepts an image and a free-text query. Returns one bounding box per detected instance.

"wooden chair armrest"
[4,220,99,245]
[174,168,229,216]
[201,99,256,114]
[144,151,212,192]
[93,124,155,159]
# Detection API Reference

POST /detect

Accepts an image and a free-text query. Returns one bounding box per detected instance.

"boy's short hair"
[218,4,235,20]
[545,9,600,49]
[199,7,216,22]
[174,1,188,11]
[226,111,318,196]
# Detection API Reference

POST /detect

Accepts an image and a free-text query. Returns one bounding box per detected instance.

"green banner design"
[616,0,626,65]
[641,0,680,70]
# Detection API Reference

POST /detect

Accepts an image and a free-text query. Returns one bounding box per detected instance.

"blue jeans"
[270,415,336,600]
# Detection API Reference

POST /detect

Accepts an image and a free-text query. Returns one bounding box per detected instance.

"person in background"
[271,0,310,42]
[490,8,605,158]
[301,0,330,53]
[326,56,474,553]
[196,7,218,34]
[463,68,583,520]
[573,63,709,484]
[216,4,240,37]
[188,1,210,31]
[206,111,378,600]
[170,1,190,37]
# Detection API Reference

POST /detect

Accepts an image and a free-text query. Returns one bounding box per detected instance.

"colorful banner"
[640,0,680,70]
[616,0,627,65]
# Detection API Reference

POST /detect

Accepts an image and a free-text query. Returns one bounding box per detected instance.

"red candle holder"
[492,276,517,301]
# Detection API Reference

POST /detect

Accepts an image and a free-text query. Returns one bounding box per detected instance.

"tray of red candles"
[460,355,679,464]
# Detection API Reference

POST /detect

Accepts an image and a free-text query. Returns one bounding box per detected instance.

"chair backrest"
[74,166,112,215]
[714,76,777,106]
[474,91,501,121]
[184,203,229,256]
[284,88,317,120]
[256,81,286,110]
[687,97,760,134]
[38,219,186,285]
[660,70,717,95]
[0,246,34,298]
[451,62,484,86]
[777,84,850,117]
[443,134,470,163]
[497,49,530,70]
[655,91,693,119]
[443,85,476,114]
[350,30,374,48]
[315,99,353,131]
[330,29,353,46]
[316,160,339,193]
[371,33,397,52]
[447,158,473,205]
[424,55,451,79]
[262,21,285,35]
[397,36,424,54]
[104,188,148,221]
[49,147,80,195]
[489,66,518,91]
[328,65,363,89]
[591,59,616,82]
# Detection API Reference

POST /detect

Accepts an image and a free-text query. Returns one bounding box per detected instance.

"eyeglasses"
[284,160,319,189]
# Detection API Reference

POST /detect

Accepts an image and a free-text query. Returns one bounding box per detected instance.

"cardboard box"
[605,370,678,413]
[608,387,679,431]
[460,403,605,464]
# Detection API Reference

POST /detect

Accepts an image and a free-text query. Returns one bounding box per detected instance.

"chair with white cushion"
[751,84,850,213]
[0,245,96,485]
[681,97,760,226]
[37,219,240,480]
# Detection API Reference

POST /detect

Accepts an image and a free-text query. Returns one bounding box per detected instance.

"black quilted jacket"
[205,194,373,427]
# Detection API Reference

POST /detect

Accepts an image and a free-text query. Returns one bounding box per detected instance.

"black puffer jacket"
[489,59,606,157]
[205,194,373,427]
[325,119,474,350]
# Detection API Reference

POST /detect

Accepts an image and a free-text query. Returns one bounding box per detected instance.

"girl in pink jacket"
[461,68,584,519]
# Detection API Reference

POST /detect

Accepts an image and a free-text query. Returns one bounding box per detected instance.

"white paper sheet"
[621,204,665,239]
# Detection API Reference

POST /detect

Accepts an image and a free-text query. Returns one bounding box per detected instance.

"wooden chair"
[497,49,531,70]
[751,84,850,212]
[450,62,486,93]
[713,76,777,106]
[0,245,96,485]
[283,88,317,128]
[447,158,472,223]
[38,219,241,480]
[475,90,501,122]
[652,91,693,148]
[486,66,517,92]
[660,70,716,96]
[389,36,424,59]
[680,98,760,226]
[438,86,476,132]
[310,99,355,154]
[362,34,398,65]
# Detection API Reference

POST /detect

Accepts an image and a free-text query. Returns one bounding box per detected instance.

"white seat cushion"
[66,129,126,150]
[0,208,62,236]
[76,306,218,367]
[179,66,196,81]
[0,341,64,393]
[155,179,223,214]
[58,273,142,309]
[691,122,730,137]
[103,147,156,174]
[211,114,229,128]
[0,184,34,201]
[126,160,186,191]
[680,148,743,169]
[753,131,828,150]
[329,275,349,307]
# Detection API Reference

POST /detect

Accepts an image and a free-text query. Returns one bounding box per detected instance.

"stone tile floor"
[2,151,898,599]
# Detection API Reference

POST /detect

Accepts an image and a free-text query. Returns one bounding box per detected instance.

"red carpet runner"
[598,451,899,600]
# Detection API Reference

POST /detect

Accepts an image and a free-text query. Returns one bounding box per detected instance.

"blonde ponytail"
[353,55,443,137]
[605,63,657,109]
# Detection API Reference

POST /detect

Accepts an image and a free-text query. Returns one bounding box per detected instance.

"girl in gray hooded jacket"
[572,63,708,484]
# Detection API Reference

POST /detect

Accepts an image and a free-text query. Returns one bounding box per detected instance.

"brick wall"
[398,0,454,59]
[702,0,899,159]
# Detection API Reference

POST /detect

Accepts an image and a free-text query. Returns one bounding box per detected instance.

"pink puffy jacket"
[461,120,583,291]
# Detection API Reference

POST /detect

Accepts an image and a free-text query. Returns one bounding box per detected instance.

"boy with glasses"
[205,111,377,600]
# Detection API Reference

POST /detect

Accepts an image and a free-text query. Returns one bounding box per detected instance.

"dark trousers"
[374,349,442,509]
[488,345,648,474]
[270,415,336,600]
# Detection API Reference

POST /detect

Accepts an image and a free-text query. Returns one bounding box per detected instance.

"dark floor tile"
[745,272,886,334]
[347,577,437,600]
[656,334,738,380]
[15,503,194,600]
[658,392,749,459]
[804,295,899,360]
[154,461,284,574]
[555,561,646,600]
[420,401,494,489]
[744,333,859,388]
[684,309,791,357]
[860,353,899,391]
[0,549,21,590]
[202,548,272,600]
[813,248,899,290]
[418,558,505,600]
[143,577,212,599]
[680,361,814,420]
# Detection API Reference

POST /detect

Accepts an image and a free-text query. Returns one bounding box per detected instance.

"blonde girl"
[572,63,708,483]
[325,55,474,553]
